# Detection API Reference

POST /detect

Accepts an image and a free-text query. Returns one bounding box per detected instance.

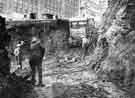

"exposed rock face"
[99,0,135,97]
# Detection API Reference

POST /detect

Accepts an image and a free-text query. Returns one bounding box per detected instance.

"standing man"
[14,41,24,68]
[29,28,45,86]
[81,35,89,60]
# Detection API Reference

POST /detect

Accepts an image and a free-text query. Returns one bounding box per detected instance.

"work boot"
[36,83,45,87]
[31,79,36,86]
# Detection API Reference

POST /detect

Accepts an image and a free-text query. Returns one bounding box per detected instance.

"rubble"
[0,72,33,98]
[44,82,124,98]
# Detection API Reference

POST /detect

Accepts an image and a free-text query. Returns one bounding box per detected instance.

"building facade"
[39,0,63,19]
[63,0,80,18]
[80,0,108,18]
[0,0,80,20]
[0,0,38,19]
[39,0,80,19]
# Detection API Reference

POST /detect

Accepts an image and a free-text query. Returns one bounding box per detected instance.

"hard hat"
[20,41,24,44]
[17,44,21,47]
[32,37,38,42]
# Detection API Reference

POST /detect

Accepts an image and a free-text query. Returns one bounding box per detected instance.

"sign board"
[70,27,86,38]
[69,19,87,38]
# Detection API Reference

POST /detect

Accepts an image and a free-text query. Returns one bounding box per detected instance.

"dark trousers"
[29,46,45,84]
[29,56,43,84]
[31,63,42,84]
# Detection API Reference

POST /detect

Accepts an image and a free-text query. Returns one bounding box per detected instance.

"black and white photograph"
[0,0,134,98]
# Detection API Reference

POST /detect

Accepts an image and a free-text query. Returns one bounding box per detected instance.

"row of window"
[43,0,62,10]
[13,0,39,13]
[0,2,4,13]
[65,0,79,7]
[0,0,79,18]
[64,6,78,18]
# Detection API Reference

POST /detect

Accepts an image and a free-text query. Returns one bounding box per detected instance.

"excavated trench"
[1,1,135,97]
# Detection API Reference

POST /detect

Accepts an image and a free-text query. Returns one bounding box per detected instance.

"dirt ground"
[10,51,129,98]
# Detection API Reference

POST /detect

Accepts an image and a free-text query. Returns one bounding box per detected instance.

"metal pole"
[32,0,33,13]
[22,0,23,13]
[79,0,81,17]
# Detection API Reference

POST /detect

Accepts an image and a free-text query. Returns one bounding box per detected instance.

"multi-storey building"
[12,0,39,15]
[0,0,37,19]
[0,0,80,20]
[39,0,63,19]
[80,0,108,18]
[63,0,80,18]
[39,0,80,19]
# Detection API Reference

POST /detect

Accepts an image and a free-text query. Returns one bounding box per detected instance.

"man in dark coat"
[29,35,45,86]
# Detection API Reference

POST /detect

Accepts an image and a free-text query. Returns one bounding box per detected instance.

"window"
[44,0,47,7]
[0,2,4,13]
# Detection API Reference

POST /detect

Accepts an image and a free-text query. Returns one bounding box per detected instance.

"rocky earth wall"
[98,0,135,97]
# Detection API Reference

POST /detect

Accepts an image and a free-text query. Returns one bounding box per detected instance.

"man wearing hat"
[14,41,24,68]
[81,35,89,60]
[29,34,45,86]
